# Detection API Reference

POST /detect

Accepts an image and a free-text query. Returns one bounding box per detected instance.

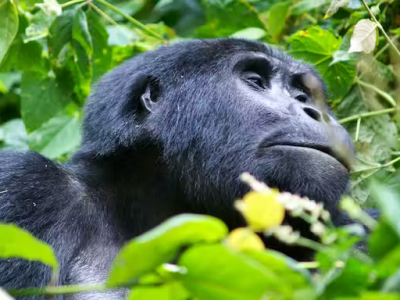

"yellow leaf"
[236,190,285,231]
[226,228,265,251]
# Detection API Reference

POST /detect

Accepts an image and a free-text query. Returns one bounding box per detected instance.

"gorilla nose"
[303,106,322,122]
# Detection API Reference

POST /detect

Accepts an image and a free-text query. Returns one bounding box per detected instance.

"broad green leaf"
[292,0,330,15]
[178,244,293,300]
[266,1,291,38]
[196,0,265,38]
[106,25,139,46]
[368,219,400,260]
[48,8,76,57]
[0,0,19,63]
[28,114,81,159]
[288,26,356,99]
[108,214,228,287]
[72,9,92,56]
[243,250,312,286]
[318,258,371,299]
[129,282,190,300]
[349,19,378,54]
[324,0,351,18]
[21,72,72,132]
[370,181,400,237]
[0,223,58,270]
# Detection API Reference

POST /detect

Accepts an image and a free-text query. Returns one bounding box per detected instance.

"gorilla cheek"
[253,145,349,211]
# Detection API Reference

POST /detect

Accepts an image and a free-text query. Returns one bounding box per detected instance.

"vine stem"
[339,107,396,124]
[89,2,116,25]
[356,78,396,107]
[8,283,109,297]
[96,0,166,42]
[360,0,400,59]
[60,0,86,8]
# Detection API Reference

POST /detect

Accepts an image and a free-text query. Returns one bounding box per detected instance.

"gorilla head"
[76,38,353,246]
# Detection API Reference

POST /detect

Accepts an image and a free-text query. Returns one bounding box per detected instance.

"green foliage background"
[1,0,400,205]
[2,0,400,299]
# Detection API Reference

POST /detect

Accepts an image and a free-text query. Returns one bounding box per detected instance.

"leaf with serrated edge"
[349,19,378,53]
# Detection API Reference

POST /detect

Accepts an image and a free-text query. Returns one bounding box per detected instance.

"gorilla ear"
[140,77,160,113]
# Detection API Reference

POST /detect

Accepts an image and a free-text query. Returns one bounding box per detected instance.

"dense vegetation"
[1,0,400,299]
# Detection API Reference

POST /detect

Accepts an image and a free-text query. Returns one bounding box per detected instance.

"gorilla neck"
[68,147,190,239]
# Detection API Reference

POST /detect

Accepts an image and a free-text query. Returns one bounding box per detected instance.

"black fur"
[0,39,358,299]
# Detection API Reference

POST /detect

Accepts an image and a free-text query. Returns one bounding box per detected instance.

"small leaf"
[292,0,330,15]
[324,0,351,19]
[108,214,228,287]
[0,0,19,63]
[0,223,58,270]
[266,1,292,38]
[106,25,139,46]
[48,8,76,57]
[28,114,82,159]
[348,19,378,54]
[230,28,266,40]
[36,0,62,16]
[178,244,292,300]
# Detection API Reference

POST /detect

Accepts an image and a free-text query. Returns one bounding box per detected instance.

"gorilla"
[0,38,356,298]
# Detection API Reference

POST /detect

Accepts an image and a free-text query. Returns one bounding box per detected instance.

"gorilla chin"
[257,145,349,214]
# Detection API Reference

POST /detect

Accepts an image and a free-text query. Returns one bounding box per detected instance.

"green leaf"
[87,9,111,82]
[0,0,19,63]
[72,9,92,56]
[368,219,400,260]
[21,72,72,132]
[266,1,291,38]
[370,181,400,237]
[24,10,55,42]
[319,258,371,299]
[0,223,58,270]
[178,244,293,300]
[28,114,81,159]
[48,8,76,57]
[196,0,266,38]
[0,119,28,150]
[108,214,228,287]
[129,282,190,300]
[230,27,266,40]
[292,0,330,15]
[288,26,356,99]
[106,25,139,46]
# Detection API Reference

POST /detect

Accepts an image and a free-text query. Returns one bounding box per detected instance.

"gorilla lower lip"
[266,144,350,171]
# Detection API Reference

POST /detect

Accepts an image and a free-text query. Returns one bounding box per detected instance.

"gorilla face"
[83,38,353,226]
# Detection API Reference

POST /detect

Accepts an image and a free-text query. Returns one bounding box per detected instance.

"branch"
[339,107,396,124]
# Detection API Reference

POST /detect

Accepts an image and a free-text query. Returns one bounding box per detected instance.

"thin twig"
[89,2,116,25]
[339,107,396,124]
[60,0,85,8]
[96,0,166,42]
[360,0,400,59]
[356,78,396,107]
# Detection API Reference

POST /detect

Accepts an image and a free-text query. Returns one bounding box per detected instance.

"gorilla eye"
[295,94,308,103]
[244,72,265,89]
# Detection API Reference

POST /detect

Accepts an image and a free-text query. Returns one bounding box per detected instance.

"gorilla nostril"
[303,107,322,122]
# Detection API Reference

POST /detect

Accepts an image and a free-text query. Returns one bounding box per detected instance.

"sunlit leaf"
[0,223,58,270]
[0,0,19,63]
[108,214,228,287]
[230,28,266,40]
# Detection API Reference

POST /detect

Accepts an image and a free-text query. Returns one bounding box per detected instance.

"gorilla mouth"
[263,143,351,171]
